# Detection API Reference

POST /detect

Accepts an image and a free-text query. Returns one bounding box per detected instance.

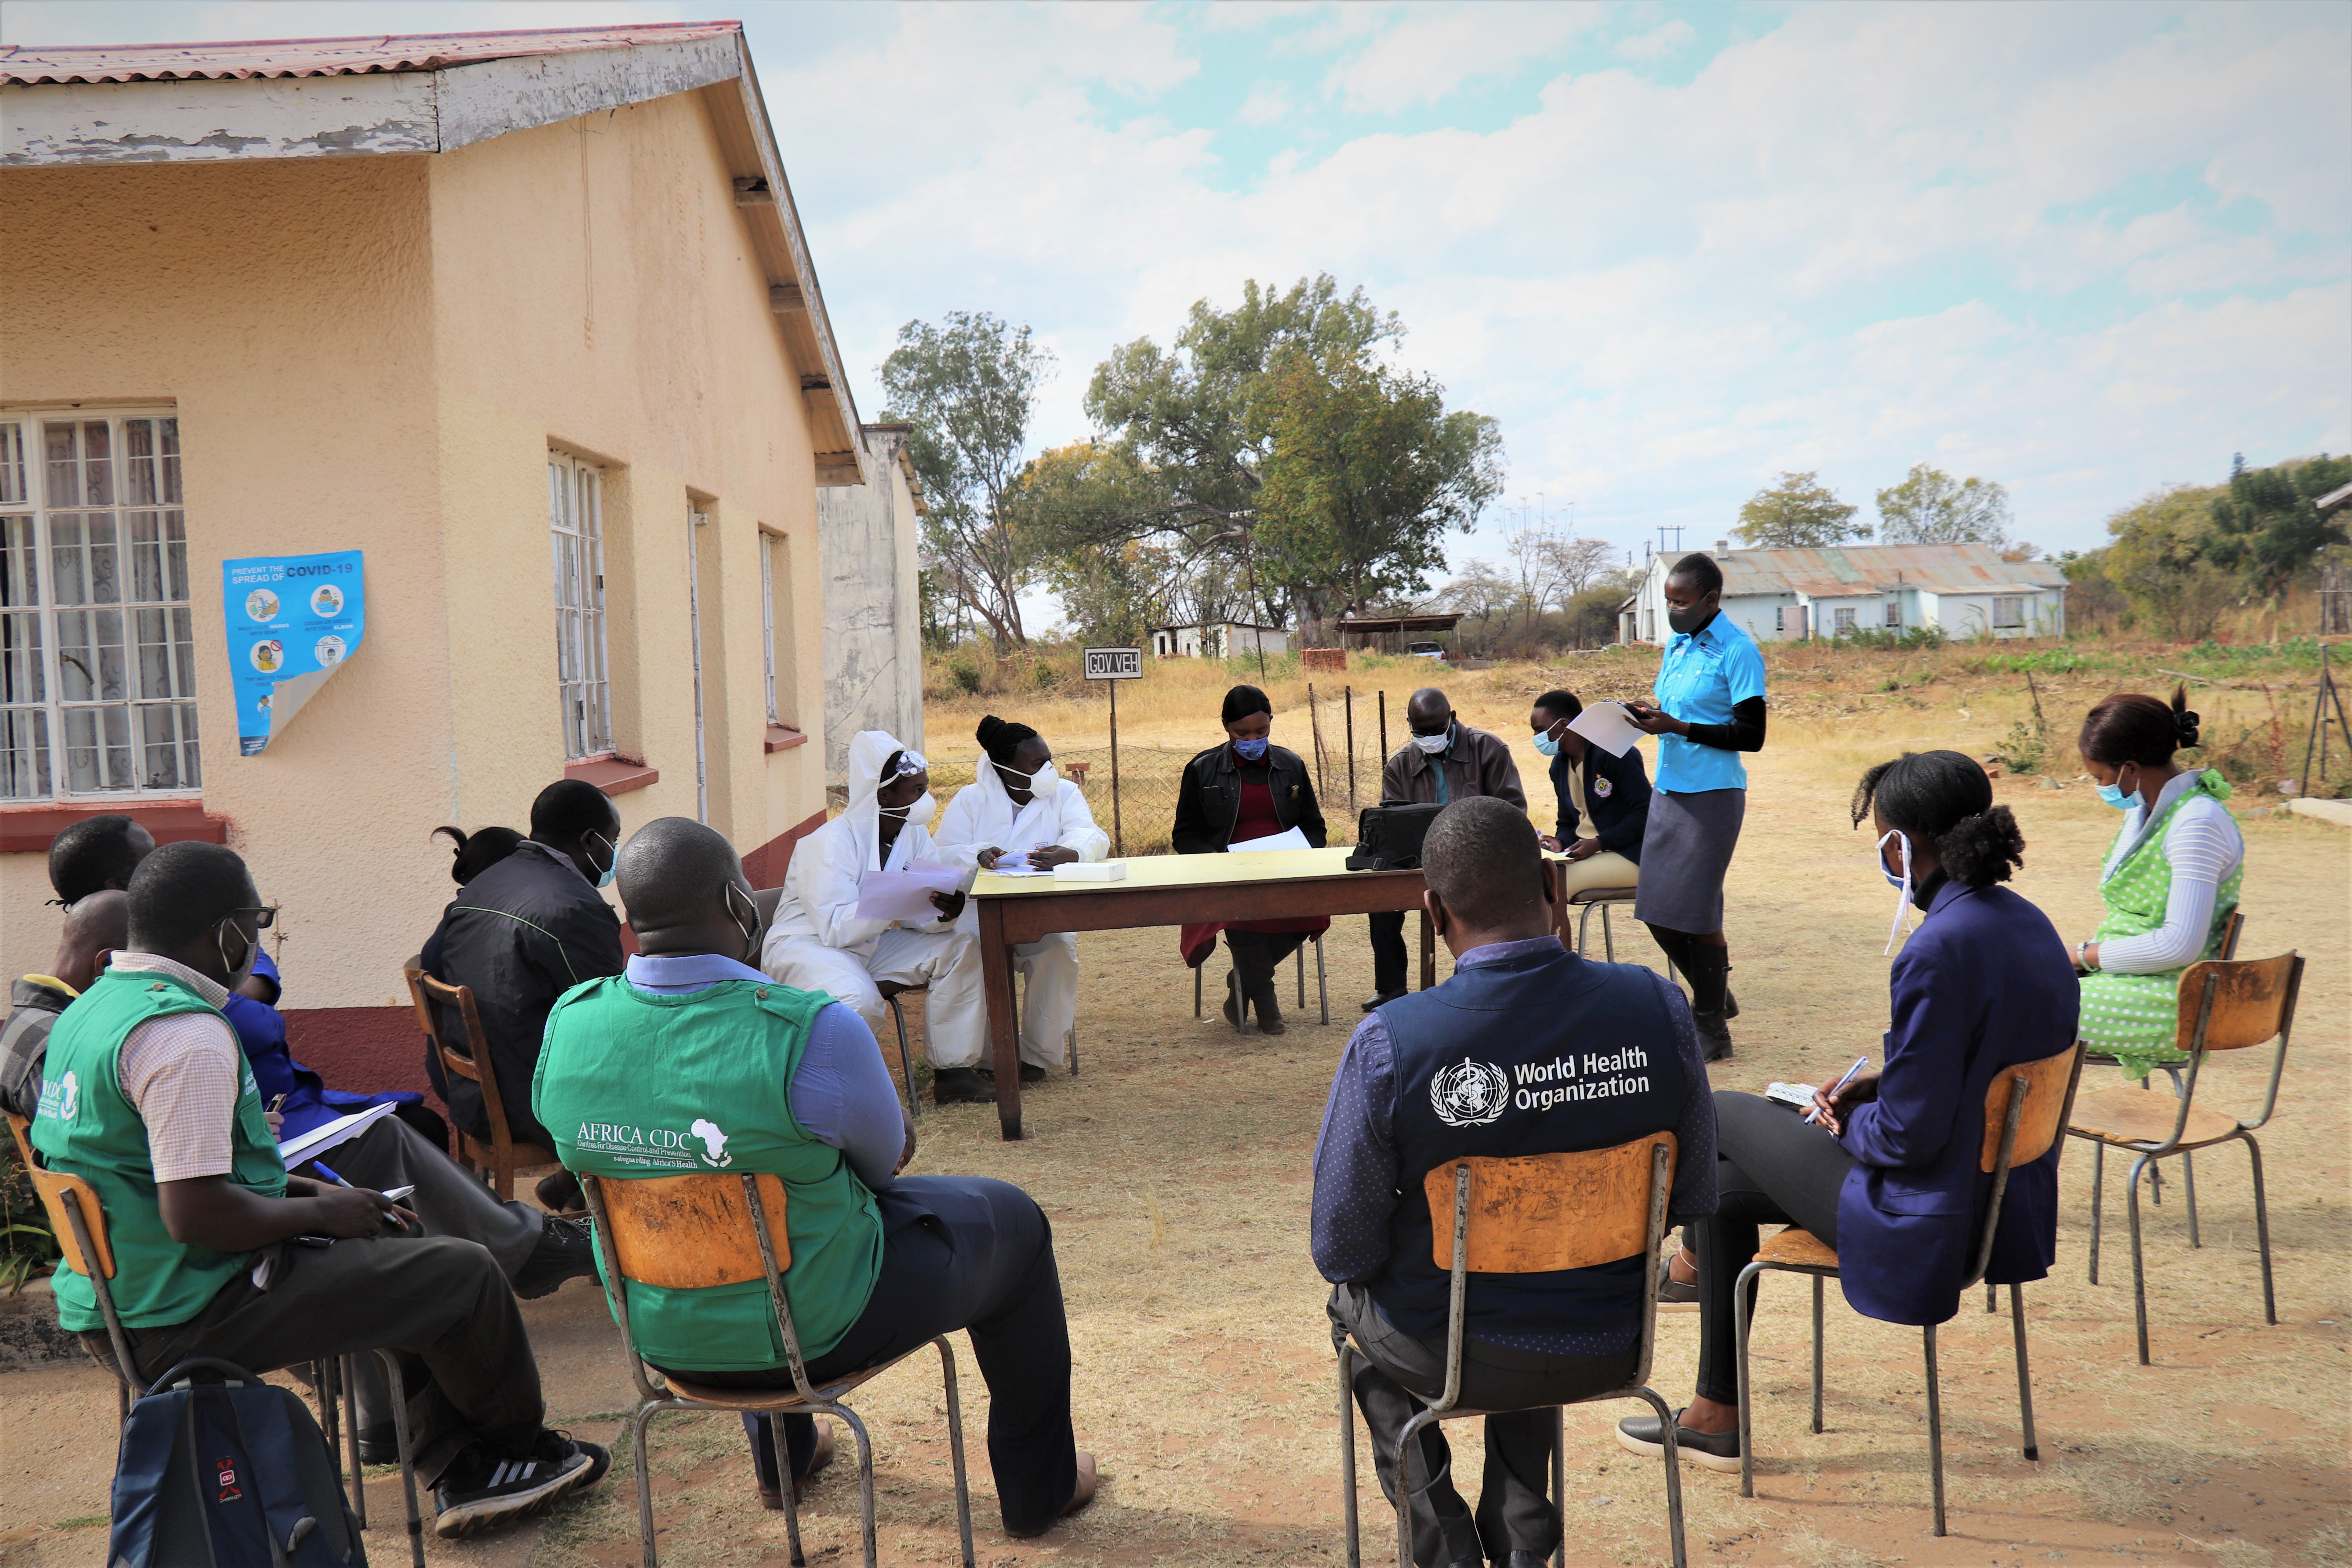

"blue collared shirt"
[1309,936,1720,1355]
[1653,613,1767,793]
[623,952,907,1191]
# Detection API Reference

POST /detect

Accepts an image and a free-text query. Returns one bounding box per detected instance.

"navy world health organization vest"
[1375,944,1687,1347]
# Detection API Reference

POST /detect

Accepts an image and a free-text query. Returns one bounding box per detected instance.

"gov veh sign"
[1084,646,1143,680]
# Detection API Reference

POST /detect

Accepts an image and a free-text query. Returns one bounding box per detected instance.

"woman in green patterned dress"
[2071,689,2244,1080]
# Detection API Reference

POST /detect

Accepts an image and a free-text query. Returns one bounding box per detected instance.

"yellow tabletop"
[972,846,1370,898]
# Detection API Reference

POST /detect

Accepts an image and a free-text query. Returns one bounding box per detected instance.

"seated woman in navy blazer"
[1619,749,2078,1469]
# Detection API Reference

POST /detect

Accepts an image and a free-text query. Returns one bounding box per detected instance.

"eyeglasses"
[223,906,279,930]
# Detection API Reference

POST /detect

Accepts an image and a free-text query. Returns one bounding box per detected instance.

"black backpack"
[1345,803,1446,871]
[109,1357,367,1567]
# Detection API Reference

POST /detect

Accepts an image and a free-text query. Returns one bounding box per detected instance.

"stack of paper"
[1228,826,1312,853]
[1054,861,1126,882]
[277,1100,399,1167]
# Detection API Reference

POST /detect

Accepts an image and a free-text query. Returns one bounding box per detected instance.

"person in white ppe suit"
[762,731,995,1105]
[933,716,1111,1081]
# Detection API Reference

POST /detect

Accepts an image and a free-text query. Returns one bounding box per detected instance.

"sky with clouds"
[11,1,2350,611]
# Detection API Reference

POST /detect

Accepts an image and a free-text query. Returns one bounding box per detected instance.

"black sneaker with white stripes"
[432,1430,609,1539]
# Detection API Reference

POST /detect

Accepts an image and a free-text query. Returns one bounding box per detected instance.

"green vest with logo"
[534,975,884,1371]
[30,969,288,1333]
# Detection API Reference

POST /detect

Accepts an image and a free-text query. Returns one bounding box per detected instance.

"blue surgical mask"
[1234,736,1270,762]
[2095,767,2140,810]
[588,831,617,890]
[1532,730,1561,759]
[1412,724,1453,756]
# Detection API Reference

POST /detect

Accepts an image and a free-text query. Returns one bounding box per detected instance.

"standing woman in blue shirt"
[1625,553,1768,1060]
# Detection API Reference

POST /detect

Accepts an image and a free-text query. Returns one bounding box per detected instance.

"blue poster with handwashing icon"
[222,550,365,755]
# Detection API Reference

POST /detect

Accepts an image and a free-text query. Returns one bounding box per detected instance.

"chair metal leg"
[1392,1408,1446,1568]
[778,1415,807,1566]
[1193,963,1202,1019]
[2010,1284,2039,1461]
[933,1338,977,1568]
[372,1350,425,1568]
[888,998,920,1122]
[1551,1405,1566,1568]
[2087,1140,2105,1285]
[1810,1275,1824,1434]
[1316,934,1330,1024]
[1575,901,1595,958]
[1602,902,1617,964]
[1924,1325,1946,1537]
[1735,1260,1762,1498]
[1297,943,1306,1007]
[1068,1026,1079,1076]
[1986,1280,1997,1313]
[1630,1386,1689,1568]
[2126,1152,2154,1365]
[1229,969,1243,1034]
[2182,1151,2199,1246]
[343,1355,367,1529]
[2245,1134,2276,1326]
[834,1406,880,1568]
[1338,1343,1361,1568]
[634,1401,666,1568]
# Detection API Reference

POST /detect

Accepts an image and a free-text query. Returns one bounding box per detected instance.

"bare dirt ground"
[4,658,2347,1567]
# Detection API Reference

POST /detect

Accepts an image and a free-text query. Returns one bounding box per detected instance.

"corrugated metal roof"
[0,21,739,85]
[1714,543,2065,599]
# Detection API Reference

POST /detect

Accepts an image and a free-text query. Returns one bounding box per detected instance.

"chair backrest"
[2176,952,2301,1053]
[25,1158,116,1281]
[2217,909,2244,960]
[1423,1134,1679,1274]
[588,1170,792,1289]
[1978,1044,2082,1174]
[403,965,520,1138]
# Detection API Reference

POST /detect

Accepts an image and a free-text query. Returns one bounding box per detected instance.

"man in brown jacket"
[1363,687,1526,1009]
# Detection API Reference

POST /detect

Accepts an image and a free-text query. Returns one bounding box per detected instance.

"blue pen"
[309,1161,351,1186]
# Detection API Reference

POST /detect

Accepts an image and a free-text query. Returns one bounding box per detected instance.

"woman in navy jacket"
[1530,688,1653,897]
[1621,749,2077,1470]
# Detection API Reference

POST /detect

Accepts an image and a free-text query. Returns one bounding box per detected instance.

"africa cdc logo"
[1430,1058,1511,1127]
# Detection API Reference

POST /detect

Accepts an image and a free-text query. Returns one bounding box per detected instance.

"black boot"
[1680,943,1734,1062]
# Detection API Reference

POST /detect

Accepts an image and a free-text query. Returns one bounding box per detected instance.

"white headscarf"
[844,730,927,872]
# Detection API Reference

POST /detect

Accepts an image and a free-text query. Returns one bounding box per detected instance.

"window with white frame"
[1,412,200,802]
[549,452,612,760]
[1993,595,2025,629]
[760,531,780,724]
[1885,599,1902,628]
[1773,606,1785,632]
[1834,606,1857,633]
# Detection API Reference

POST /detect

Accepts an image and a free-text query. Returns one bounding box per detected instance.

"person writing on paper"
[1622,553,1767,1061]
[1531,689,1652,898]
[1171,685,1330,1034]
[29,842,609,1539]
[934,716,1109,1081]
[1315,798,1717,1568]
[1621,750,2073,1472]
[2069,689,2244,1082]
[764,732,992,1105]
[1361,688,1526,1013]
[537,817,1098,1537]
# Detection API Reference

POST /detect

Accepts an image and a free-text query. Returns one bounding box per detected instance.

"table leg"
[1418,907,1435,991]
[978,898,1024,1140]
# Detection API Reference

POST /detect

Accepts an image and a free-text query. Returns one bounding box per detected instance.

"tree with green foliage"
[880,311,1054,651]
[1734,470,1866,547]
[1875,464,2012,546]
[2102,484,2237,641]
[2207,452,2352,599]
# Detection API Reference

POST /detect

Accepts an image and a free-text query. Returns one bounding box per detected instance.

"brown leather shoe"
[756,1422,834,1510]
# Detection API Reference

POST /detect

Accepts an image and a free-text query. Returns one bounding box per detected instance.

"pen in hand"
[1805,1056,1871,1128]
[306,1161,416,1230]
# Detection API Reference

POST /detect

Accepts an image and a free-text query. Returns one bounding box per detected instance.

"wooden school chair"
[403,961,554,1201]
[1338,1135,1690,1568]
[1734,1043,2083,1537]
[2067,951,2303,1365]
[581,1170,976,1568]
[9,1114,426,1563]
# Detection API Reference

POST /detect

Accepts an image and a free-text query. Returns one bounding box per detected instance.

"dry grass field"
[4,644,2346,1567]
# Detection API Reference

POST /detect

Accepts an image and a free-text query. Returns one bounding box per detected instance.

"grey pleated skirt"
[1633,788,1747,933]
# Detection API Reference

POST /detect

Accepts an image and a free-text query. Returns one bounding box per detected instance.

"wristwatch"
[2075,940,2094,971]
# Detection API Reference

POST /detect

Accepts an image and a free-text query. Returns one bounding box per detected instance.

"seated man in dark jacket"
[1314,797,1716,1568]
[428,779,626,1210]
[1530,688,1653,897]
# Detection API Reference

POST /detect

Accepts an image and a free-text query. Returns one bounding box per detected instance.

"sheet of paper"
[1227,826,1311,853]
[277,1100,398,1169]
[856,862,967,921]
[1568,701,1645,758]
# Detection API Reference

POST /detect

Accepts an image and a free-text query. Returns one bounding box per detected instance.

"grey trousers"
[1331,1283,1639,1567]
[327,1114,545,1279]
[99,1233,546,1485]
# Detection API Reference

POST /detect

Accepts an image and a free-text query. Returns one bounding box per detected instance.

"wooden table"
[971,847,1570,1141]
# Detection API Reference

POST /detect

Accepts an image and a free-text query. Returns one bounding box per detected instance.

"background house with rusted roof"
[1622,542,2067,644]
[1,22,868,1088]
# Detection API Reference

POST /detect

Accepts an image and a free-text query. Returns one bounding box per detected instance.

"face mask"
[880,791,936,827]
[217,919,256,986]
[1233,735,1269,762]
[586,831,617,889]
[997,759,1058,795]
[1667,603,1716,637]
[1877,829,1914,954]
[723,884,761,964]
[2095,766,2139,810]
[1532,729,1561,759]
[1412,723,1453,756]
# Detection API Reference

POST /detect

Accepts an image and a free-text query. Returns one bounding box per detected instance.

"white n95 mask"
[1877,829,1913,954]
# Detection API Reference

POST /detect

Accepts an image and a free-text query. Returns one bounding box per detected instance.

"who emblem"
[1429,1058,1511,1128]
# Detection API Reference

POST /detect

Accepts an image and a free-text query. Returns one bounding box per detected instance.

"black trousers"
[672,1176,1077,1537]
[101,1233,545,1485]
[1225,929,1308,1000]
[1331,1283,1639,1568]
[1693,1091,1855,1406]
[1368,911,1410,993]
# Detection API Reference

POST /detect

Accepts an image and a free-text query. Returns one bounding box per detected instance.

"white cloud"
[1236,80,1291,126]
[1321,2,1599,114]
[1616,20,1695,61]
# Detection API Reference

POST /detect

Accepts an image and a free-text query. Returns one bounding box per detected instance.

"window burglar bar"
[550,454,613,760]
[1994,596,2025,630]
[0,414,199,802]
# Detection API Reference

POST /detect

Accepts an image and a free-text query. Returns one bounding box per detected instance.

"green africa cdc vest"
[31,969,287,1332]
[535,976,884,1371]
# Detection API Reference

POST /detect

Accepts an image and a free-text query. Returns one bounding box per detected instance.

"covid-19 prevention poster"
[222,551,366,756]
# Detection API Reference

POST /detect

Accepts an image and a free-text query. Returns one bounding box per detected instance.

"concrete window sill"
[0,799,228,856]
[566,755,660,796]
[765,724,808,753]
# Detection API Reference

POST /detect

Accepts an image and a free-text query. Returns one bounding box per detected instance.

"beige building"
[1,23,871,1089]
[818,423,927,781]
